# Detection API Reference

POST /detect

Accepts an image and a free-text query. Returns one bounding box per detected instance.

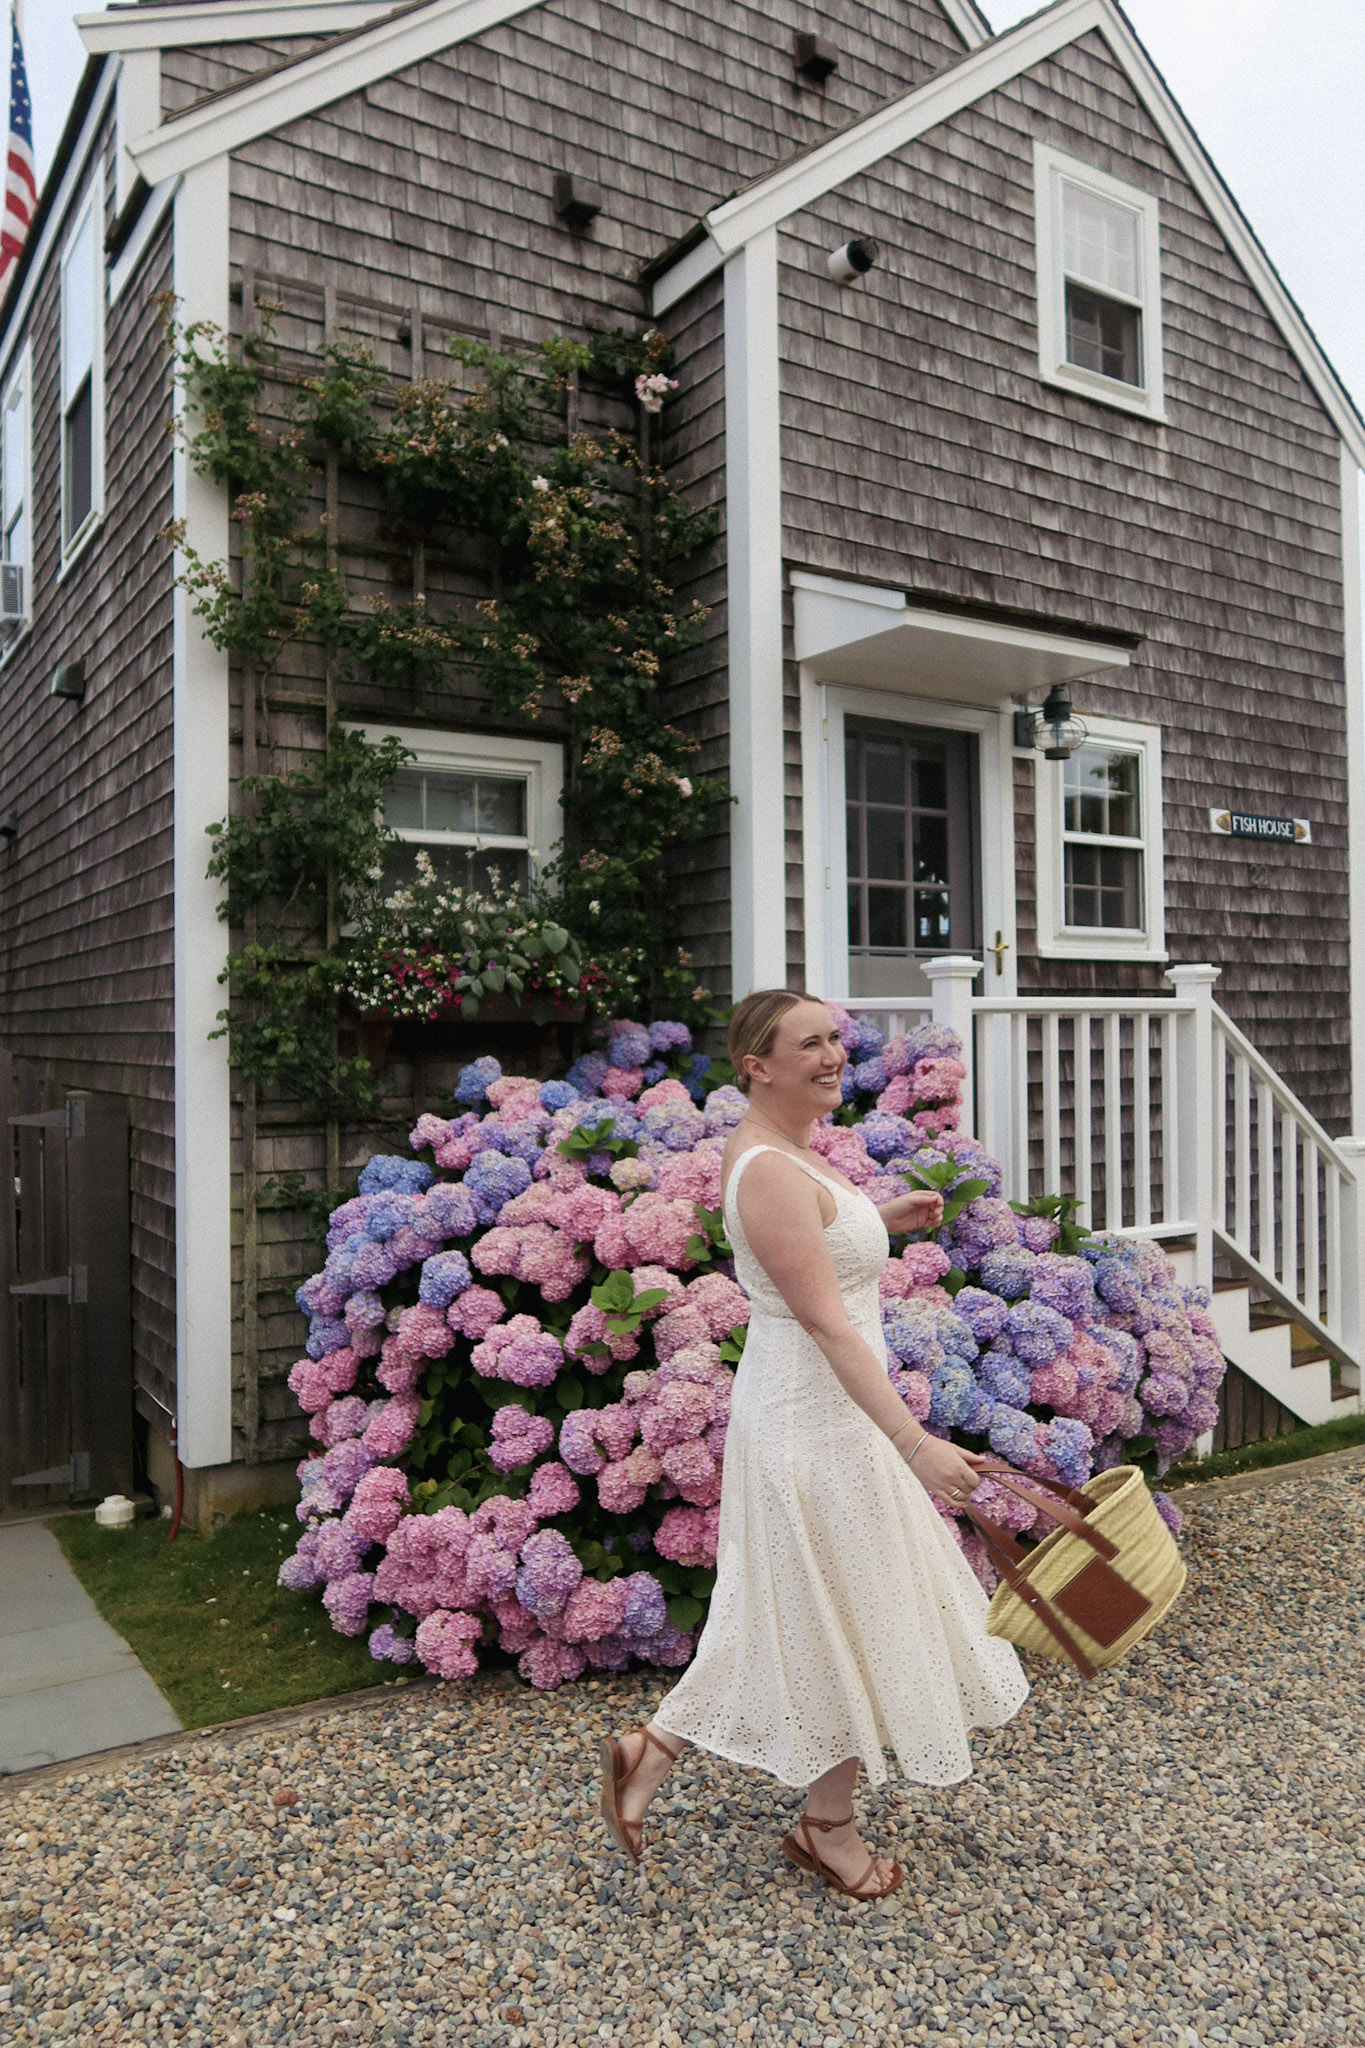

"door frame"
[799,675,1018,999]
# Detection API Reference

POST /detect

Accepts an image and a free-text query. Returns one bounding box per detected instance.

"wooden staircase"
[1167,1242,1359,1428]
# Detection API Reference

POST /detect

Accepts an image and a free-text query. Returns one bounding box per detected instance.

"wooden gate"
[0,1053,133,1518]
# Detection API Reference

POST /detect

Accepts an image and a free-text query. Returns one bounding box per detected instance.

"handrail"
[1211,1001,1355,1180]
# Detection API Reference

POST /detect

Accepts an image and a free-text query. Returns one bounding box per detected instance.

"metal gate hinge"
[10,1265,87,1303]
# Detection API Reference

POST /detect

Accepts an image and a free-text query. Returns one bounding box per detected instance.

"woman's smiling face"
[742,1000,846,1113]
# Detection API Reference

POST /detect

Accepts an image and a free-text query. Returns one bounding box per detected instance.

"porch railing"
[834,959,1365,1378]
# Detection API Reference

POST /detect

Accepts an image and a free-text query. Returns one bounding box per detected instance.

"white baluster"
[1234,1056,1251,1252]
[1257,1080,1275,1276]
[1162,1009,1180,1233]
[1281,1111,1298,1308]
[1075,1015,1092,1238]
[1134,1012,1151,1231]
[1013,1014,1030,1205]
[1335,1138,1365,1367]
[1164,964,1220,1290]
[1326,1163,1343,1336]
[1041,1012,1061,1199]
[1305,1147,1321,1324]
[1212,1024,1227,1232]
[1104,1012,1123,1231]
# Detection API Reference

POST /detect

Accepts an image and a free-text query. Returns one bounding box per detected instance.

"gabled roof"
[652,0,1365,469]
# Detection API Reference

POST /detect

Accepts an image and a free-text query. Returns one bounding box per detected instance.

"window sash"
[1061,179,1143,304]
[62,207,96,406]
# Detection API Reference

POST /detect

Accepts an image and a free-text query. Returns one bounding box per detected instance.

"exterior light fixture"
[794,32,838,83]
[50,659,87,701]
[0,818,17,842]
[1019,682,1088,761]
[827,238,879,285]
[552,173,601,230]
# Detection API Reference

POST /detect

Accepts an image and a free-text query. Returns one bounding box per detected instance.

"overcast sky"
[17,1,1365,411]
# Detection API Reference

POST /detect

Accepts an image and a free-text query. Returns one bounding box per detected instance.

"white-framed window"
[1033,714,1165,962]
[60,172,105,558]
[0,342,30,639]
[356,724,564,896]
[1033,141,1166,423]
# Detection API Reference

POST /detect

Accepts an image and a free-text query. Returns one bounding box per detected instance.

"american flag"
[0,7,35,290]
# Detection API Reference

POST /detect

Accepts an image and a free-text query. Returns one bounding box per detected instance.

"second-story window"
[1033,142,1165,423]
[0,349,29,632]
[61,185,101,552]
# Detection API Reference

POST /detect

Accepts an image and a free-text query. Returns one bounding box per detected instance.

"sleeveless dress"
[651,1146,1029,1788]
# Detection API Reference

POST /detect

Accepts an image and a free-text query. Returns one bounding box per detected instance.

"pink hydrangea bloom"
[652,1305,711,1360]
[653,1503,720,1568]
[808,1124,877,1186]
[486,1075,538,1110]
[528,1461,580,1517]
[310,1394,371,1447]
[394,1303,454,1359]
[882,1035,913,1078]
[322,1570,375,1637]
[344,1465,410,1543]
[681,1272,750,1338]
[594,1194,700,1270]
[638,1078,692,1110]
[913,1057,967,1102]
[447,1286,506,1340]
[913,1105,961,1133]
[655,1149,722,1206]
[415,1608,483,1679]
[889,1367,933,1420]
[638,1378,718,1452]
[659,1437,722,1505]
[491,1597,540,1654]
[564,1302,639,1369]
[470,1313,564,1388]
[410,1112,454,1153]
[597,1445,663,1513]
[488,1405,555,1472]
[376,1335,425,1395]
[559,1577,629,1643]
[876,1075,915,1117]
[363,1393,420,1457]
[519,1635,587,1689]
[1029,1357,1079,1412]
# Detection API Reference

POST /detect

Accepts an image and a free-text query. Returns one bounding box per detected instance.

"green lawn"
[1166,1410,1365,1489]
[49,1509,400,1730]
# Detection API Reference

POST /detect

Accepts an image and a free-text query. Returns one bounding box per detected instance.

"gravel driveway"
[2,1465,1362,2048]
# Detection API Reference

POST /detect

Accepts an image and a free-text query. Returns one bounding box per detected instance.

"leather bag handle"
[968,1460,1119,1562]
[960,1499,1099,1681]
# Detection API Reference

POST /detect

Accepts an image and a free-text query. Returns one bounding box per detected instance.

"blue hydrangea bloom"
[962,1383,997,1435]
[464,1150,532,1223]
[622,1571,668,1637]
[305,1315,351,1360]
[953,1287,1010,1344]
[683,1052,714,1102]
[882,1302,946,1372]
[421,1183,478,1239]
[357,1155,434,1196]
[978,1343,1032,1409]
[418,1250,473,1309]
[1028,1254,1098,1322]
[364,1192,423,1242]
[979,1245,1038,1300]
[1006,1300,1075,1366]
[368,1624,416,1665]
[988,1402,1039,1465]
[539,1079,580,1112]
[903,1022,962,1066]
[852,1056,887,1096]
[648,1020,693,1054]
[1044,1416,1095,1487]
[606,1024,651,1069]
[860,1112,910,1162]
[1090,1323,1141,1395]
[454,1055,502,1106]
[642,1062,668,1085]
[928,1363,976,1429]
[566,1052,610,1095]
[839,1068,858,1104]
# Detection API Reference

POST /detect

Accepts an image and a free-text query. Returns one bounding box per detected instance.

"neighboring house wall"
[0,132,178,1428]
[774,28,1348,1125]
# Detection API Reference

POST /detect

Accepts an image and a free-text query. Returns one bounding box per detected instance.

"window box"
[1033,142,1166,423]
[1032,714,1166,962]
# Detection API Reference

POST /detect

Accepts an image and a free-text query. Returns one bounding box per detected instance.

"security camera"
[827,238,879,285]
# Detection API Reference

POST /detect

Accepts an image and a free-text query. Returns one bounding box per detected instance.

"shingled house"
[1,0,1362,1523]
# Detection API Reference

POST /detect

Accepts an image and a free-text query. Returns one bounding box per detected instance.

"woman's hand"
[877,1188,945,1236]
[903,1436,990,1506]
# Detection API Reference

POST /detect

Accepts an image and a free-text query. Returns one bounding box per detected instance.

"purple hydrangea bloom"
[306,1316,351,1360]
[368,1623,416,1664]
[860,1113,912,1163]
[418,1249,473,1309]
[846,1018,885,1061]
[1153,1417,1197,1468]
[1043,1416,1095,1487]
[344,1289,386,1331]
[962,1383,997,1434]
[296,1270,344,1318]
[621,1570,668,1638]
[988,1403,1040,1465]
[365,1192,422,1242]
[421,1182,478,1239]
[1092,1324,1142,1395]
[357,1155,433,1196]
[978,1344,1032,1409]
[839,1068,858,1104]
[642,1062,668,1085]
[946,1197,1021,1268]
[883,1301,946,1372]
[1153,1491,1184,1537]
[682,1052,714,1102]
[540,1078,580,1112]
[576,1096,640,1141]
[455,1055,502,1105]
[464,1150,533,1223]
[515,1528,583,1620]
[276,1527,323,1592]
[1092,1434,1126,1474]
[649,1020,693,1054]
[1006,1301,1075,1366]
[902,1023,962,1066]
[953,1287,1010,1344]
[348,1239,399,1291]
[702,1086,747,1135]
[1092,1252,1144,1314]
[322,1570,375,1637]
[558,1410,605,1475]
[1016,1215,1059,1253]
[315,1520,370,1581]
[319,1438,377,1502]
[979,1245,1038,1300]
[327,1196,371,1246]
[852,1057,888,1096]
[928,1363,977,1430]
[607,1024,652,1069]
[1029,1254,1098,1322]
[489,1405,555,1472]
[1139,1371,1191,1417]
[567,1052,611,1095]
[641,1099,706,1151]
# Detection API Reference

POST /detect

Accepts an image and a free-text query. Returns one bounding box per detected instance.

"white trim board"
[172,156,235,1471]
[78,2,397,52]
[351,721,565,879]
[800,679,1016,1003]
[648,0,1365,468]
[1342,449,1365,1129]
[1033,713,1167,965]
[125,0,544,186]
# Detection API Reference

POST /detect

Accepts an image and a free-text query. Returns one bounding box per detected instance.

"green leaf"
[653,1561,691,1595]
[591,1270,636,1314]
[685,1567,717,1598]
[666,1594,704,1630]
[940,1177,991,1227]
[719,1323,747,1363]
[683,1232,712,1266]
[556,1374,584,1411]
[941,1268,968,1297]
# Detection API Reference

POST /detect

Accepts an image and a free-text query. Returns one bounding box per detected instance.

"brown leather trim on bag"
[960,1503,1099,1680]
[971,1461,1120,1561]
[1051,1556,1152,1648]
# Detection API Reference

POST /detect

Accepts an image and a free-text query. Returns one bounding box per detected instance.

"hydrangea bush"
[279,1011,1222,1686]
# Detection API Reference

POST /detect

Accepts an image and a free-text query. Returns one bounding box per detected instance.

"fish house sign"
[1209,810,1313,844]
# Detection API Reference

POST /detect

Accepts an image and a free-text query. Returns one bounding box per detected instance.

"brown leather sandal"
[599,1724,684,1862]
[781,1813,904,1900]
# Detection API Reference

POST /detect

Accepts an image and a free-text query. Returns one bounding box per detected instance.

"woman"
[599,990,1028,1899]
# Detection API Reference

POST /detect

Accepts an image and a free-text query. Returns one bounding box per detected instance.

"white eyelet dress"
[651,1146,1029,1788]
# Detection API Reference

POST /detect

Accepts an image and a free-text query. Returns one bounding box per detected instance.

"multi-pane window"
[1062,746,1144,929]
[1,354,27,625]
[1061,182,1143,387]
[844,719,975,961]
[61,196,99,549]
[384,764,533,895]
[1034,143,1164,421]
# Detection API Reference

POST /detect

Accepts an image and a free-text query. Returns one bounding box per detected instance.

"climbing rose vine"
[279,1014,1222,1686]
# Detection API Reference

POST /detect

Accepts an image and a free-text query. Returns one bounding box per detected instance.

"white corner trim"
[1033,139,1167,424]
[649,231,724,318]
[172,155,234,1471]
[725,228,787,997]
[127,0,543,185]
[110,176,181,306]
[114,49,160,213]
[1341,449,1365,1126]
[0,58,117,394]
[1034,713,1167,963]
[79,1,397,53]
[934,0,994,50]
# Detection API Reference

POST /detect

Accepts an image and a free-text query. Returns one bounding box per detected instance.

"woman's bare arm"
[735,1152,986,1501]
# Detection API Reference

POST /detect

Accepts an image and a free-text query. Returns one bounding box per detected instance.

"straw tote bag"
[961,1460,1187,1680]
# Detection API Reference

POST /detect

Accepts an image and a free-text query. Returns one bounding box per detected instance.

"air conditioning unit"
[0,561,23,623]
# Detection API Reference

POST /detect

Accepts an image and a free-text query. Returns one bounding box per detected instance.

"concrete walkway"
[0,1521,180,1775]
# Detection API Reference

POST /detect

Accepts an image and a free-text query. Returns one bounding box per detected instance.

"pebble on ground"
[2,1467,1362,2048]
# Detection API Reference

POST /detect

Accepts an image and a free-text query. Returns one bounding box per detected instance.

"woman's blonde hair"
[728,988,821,1093]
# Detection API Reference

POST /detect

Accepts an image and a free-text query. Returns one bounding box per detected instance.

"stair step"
[1291,1347,1331,1369]
[1248,1307,1292,1332]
